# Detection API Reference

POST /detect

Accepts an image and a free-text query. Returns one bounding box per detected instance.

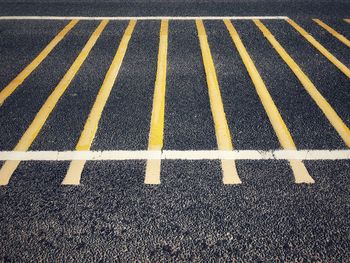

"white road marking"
[0,150,349,161]
[0,16,289,21]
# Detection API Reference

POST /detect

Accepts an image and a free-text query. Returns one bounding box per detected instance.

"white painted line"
[162,150,273,160]
[0,16,289,21]
[0,150,349,161]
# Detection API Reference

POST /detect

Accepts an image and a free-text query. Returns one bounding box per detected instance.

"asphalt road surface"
[0,1,350,262]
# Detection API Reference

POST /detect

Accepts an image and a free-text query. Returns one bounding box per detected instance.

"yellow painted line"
[196,19,241,185]
[344,19,350,24]
[254,20,350,148]
[286,19,350,78]
[0,20,108,186]
[144,20,168,185]
[313,19,350,48]
[62,20,137,185]
[224,19,314,184]
[0,20,79,106]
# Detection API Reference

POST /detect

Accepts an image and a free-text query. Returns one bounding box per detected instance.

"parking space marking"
[0,17,349,186]
[286,19,350,78]
[145,20,168,185]
[62,20,136,185]
[313,19,350,48]
[196,19,241,185]
[224,20,314,184]
[255,20,350,148]
[0,20,108,186]
[1,150,349,161]
[0,20,78,106]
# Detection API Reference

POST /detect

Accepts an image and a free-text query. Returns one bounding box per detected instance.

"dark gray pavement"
[1,160,349,261]
[165,21,217,150]
[0,1,349,17]
[92,21,158,151]
[0,2,350,262]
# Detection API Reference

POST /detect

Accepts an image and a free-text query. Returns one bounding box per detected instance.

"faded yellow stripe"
[344,19,350,24]
[224,19,314,184]
[0,20,79,106]
[145,159,161,185]
[62,20,137,185]
[0,20,108,186]
[62,160,86,185]
[145,20,168,185]
[313,19,350,48]
[287,19,350,78]
[289,160,314,184]
[196,19,241,184]
[254,19,350,148]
